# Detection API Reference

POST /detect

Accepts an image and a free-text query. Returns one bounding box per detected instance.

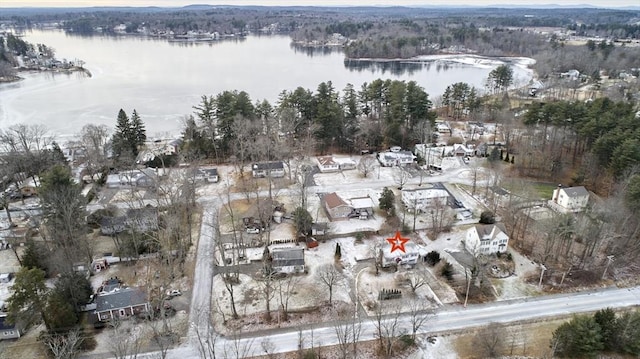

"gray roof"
[561,186,589,198]
[474,223,507,240]
[0,316,15,331]
[271,248,305,267]
[199,168,218,176]
[253,161,284,170]
[95,288,148,313]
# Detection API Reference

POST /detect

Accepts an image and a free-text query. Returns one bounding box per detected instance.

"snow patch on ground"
[407,335,458,359]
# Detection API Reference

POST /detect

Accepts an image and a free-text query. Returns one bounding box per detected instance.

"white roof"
[349,197,375,209]
[402,188,449,200]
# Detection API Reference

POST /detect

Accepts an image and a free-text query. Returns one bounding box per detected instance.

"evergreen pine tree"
[510,156,514,164]
[112,109,132,160]
[130,109,146,155]
[335,243,342,259]
[504,153,510,162]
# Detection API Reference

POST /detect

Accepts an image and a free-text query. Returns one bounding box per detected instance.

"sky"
[0,0,638,8]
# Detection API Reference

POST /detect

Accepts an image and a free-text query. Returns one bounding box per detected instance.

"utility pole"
[464,268,471,308]
[538,264,547,289]
[602,255,614,280]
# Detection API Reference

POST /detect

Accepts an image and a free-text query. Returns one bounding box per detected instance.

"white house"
[377,151,416,167]
[465,224,509,255]
[252,161,285,178]
[560,69,580,81]
[105,169,158,188]
[316,156,340,172]
[335,157,356,170]
[550,185,589,213]
[163,139,183,155]
[436,122,451,133]
[401,188,449,212]
[380,241,420,268]
[451,144,473,157]
[195,167,219,183]
[348,196,375,219]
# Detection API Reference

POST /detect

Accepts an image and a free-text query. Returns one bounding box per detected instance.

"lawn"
[529,182,557,199]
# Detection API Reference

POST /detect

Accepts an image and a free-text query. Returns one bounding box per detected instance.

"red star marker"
[386,231,410,253]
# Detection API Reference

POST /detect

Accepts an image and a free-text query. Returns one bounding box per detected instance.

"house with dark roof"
[95,287,150,322]
[195,167,219,183]
[465,224,509,255]
[252,161,285,178]
[0,315,23,340]
[270,248,305,273]
[550,185,589,213]
[99,207,159,235]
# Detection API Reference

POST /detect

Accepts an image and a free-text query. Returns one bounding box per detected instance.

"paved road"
[133,285,640,358]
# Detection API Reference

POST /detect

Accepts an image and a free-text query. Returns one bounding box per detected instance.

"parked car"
[166,289,182,298]
[246,227,260,234]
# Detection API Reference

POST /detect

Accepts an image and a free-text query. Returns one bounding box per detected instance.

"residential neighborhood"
[1,3,640,358]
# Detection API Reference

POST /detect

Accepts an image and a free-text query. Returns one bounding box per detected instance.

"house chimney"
[553,184,562,203]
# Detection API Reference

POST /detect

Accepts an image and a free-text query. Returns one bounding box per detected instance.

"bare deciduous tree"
[333,307,362,359]
[316,263,343,305]
[393,166,411,189]
[277,274,301,322]
[223,330,254,359]
[109,319,143,359]
[192,308,220,359]
[80,123,110,178]
[260,271,276,322]
[43,329,84,359]
[260,338,276,359]
[472,322,506,358]
[407,299,435,339]
[357,155,377,178]
[406,269,428,294]
[372,301,404,358]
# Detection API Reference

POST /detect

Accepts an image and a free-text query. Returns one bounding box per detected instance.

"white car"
[166,289,182,297]
[246,227,260,234]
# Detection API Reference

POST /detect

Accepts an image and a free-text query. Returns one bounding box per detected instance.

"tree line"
[182,79,436,163]
[520,98,640,184]
[552,308,640,357]
[0,33,56,79]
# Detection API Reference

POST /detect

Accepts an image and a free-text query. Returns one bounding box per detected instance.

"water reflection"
[290,44,341,57]
[343,59,426,76]
[343,58,481,76]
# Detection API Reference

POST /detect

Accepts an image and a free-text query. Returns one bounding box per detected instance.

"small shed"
[311,222,328,236]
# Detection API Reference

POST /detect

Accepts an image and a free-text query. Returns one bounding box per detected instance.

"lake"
[0,30,533,138]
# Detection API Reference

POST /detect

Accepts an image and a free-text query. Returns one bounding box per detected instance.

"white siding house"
[316,156,340,172]
[252,162,285,178]
[377,151,416,167]
[465,224,509,255]
[380,242,420,268]
[401,188,449,212]
[550,185,589,213]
